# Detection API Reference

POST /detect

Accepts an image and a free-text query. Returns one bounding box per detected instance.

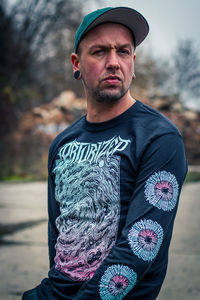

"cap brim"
[83,7,149,48]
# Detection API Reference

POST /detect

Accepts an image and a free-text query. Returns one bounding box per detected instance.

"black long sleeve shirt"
[37,100,187,299]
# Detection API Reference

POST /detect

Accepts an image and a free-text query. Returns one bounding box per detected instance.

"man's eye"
[92,49,105,55]
[119,49,130,55]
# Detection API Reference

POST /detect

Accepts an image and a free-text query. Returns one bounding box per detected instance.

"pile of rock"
[148,94,200,164]
[5,91,200,179]
[19,91,87,137]
[4,91,86,179]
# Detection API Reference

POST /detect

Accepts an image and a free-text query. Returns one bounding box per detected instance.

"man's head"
[74,7,149,54]
[71,7,149,104]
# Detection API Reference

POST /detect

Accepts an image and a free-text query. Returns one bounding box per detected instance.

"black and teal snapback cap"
[74,7,149,53]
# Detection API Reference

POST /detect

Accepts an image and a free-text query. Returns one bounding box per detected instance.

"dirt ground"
[0,181,199,300]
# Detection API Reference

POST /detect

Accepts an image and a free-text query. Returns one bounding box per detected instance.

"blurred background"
[0,0,200,299]
[0,0,200,180]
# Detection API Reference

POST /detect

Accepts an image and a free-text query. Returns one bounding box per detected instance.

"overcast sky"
[8,0,200,57]
[88,0,200,58]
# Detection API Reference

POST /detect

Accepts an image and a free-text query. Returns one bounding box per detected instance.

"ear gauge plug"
[132,73,136,80]
[74,70,81,80]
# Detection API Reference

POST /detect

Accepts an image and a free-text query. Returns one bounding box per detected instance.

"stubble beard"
[92,85,127,103]
[87,80,132,103]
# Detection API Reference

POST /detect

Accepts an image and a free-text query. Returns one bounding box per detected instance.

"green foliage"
[2,86,16,103]
[0,175,36,182]
[185,172,200,183]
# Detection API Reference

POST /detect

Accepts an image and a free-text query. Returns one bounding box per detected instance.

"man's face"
[72,23,136,103]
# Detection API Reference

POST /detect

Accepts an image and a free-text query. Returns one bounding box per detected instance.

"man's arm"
[47,159,60,269]
[73,133,187,300]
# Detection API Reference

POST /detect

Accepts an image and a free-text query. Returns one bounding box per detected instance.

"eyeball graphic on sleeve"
[99,264,137,300]
[128,219,163,262]
[144,171,179,211]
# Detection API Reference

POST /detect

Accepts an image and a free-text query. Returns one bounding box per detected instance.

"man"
[22,7,187,300]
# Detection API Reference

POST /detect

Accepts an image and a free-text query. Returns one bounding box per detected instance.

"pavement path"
[0,181,199,300]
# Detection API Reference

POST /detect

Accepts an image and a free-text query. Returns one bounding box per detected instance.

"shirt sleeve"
[47,156,60,269]
[73,132,187,300]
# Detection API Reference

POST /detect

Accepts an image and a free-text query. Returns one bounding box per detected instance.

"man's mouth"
[103,75,121,85]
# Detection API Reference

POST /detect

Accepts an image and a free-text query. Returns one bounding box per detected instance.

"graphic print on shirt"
[99,264,137,300]
[53,136,130,281]
[128,219,163,262]
[144,171,179,211]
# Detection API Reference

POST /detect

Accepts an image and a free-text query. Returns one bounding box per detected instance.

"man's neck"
[86,92,135,123]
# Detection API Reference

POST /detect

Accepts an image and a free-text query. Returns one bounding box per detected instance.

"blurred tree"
[134,40,200,108]
[133,48,171,96]
[5,0,86,102]
[0,0,97,135]
[174,39,200,98]
[0,0,101,179]
[0,0,19,136]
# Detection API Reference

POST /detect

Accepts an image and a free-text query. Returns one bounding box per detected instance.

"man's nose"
[105,51,120,70]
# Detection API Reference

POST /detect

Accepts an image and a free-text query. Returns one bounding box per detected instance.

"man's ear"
[71,53,80,73]
[133,52,136,63]
[71,53,82,80]
[132,52,136,77]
